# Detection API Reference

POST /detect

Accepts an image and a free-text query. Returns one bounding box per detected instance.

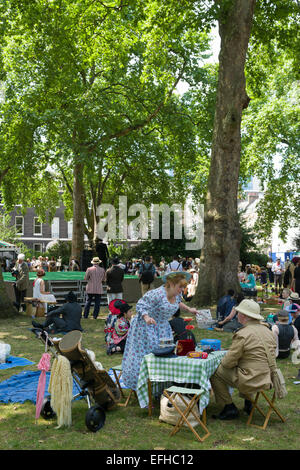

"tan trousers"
[211,364,256,407]
[141,282,154,296]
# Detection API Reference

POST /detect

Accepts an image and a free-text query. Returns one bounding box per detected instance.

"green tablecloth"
[2,271,141,282]
[136,350,227,413]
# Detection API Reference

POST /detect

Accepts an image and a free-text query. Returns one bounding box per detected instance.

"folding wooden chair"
[111,364,138,407]
[163,386,210,443]
[245,390,286,430]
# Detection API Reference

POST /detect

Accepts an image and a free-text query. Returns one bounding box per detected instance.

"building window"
[51,217,60,239]
[34,217,42,235]
[33,243,43,253]
[15,216,24,235]
[67,220,73,239]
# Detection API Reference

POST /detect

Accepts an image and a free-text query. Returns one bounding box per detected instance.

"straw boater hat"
[91,257,101,264]
[162,271,191,284]
[234,299,264,321]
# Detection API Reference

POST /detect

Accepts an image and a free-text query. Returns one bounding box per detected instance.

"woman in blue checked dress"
[122,272,199,390]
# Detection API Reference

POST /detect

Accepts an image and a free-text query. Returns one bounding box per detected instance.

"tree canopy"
[0,0,298,298]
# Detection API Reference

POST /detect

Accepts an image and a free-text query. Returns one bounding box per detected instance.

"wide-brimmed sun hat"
[162,271,191,284]
[288,292,299,301]
[91,257,101,264]
[109,299,132,315]
[235,299,264,321]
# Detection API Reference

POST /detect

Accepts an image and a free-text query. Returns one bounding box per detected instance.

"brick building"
[0,202,73,252]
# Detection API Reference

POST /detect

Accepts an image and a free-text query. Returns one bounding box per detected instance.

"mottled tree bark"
[192,0,256,306]
[0,267,18,318]
[71,162,86,261]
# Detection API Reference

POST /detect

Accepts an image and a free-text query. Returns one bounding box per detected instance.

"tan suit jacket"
[220,320,277,395]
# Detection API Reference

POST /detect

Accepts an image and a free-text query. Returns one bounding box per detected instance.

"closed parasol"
[35,332,51,422]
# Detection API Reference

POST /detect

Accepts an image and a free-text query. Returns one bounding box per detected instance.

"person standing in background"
[83,257,106,319]
[106,257,125,304]
[272,258,284,295]
[13,253,30,312]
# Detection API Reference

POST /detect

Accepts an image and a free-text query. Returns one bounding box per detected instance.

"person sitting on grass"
[104,299,133,355]
[240,268,256,290]
[214,294,245,332]
[271,310,299,359]
[216,289,235,321]
[280,288,291,308]
[169,308,196,344]
[32,291,82,334]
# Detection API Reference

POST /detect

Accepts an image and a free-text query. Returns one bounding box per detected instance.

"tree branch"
[0,167,10,185]
[56,164,73,196]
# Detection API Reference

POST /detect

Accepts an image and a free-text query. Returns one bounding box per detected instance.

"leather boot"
[244,399,253,415]
[212,403,239,420]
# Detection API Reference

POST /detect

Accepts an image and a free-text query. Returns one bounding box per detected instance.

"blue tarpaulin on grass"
[0,370,81,404]
[0,368,128,405]
[0,356,35,370]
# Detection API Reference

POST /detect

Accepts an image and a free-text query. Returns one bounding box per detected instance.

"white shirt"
[165,261,183,273]
[272,262,283,274]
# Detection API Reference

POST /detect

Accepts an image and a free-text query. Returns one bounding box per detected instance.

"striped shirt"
[84,265,106,294]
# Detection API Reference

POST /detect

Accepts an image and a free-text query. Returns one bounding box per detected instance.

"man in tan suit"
[210,299,276,420]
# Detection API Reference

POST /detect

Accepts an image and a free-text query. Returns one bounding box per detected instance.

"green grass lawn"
[0,298,299,451]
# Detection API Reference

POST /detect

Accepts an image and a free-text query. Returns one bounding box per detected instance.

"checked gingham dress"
[122,285,181,390]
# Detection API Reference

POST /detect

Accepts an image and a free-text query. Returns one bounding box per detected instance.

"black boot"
[32,320,44,329]
[296,369,300,381]
[244,399,253,415]
[212,403,239,420]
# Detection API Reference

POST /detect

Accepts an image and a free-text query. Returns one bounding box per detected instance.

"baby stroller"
[31,328,120,432]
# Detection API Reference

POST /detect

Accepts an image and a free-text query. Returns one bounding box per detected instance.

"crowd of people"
[238,256,300,296]
[7,248,300,423]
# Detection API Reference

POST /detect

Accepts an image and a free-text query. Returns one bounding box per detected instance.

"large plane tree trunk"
[193,0,256,306]
[71,161,86,261]
[0,267,18,318]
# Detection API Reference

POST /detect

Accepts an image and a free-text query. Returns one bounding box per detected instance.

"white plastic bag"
[0,342,11,364]
[196,310,214,328]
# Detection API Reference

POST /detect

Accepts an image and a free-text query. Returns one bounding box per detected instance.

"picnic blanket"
[0,356,35,370]
[0,370,81,404]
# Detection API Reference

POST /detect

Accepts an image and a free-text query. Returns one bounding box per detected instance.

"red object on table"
[176,339,195,356]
